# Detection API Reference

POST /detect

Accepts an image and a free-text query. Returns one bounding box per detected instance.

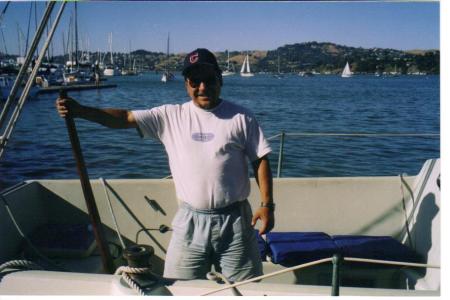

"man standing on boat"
[56,48,274,282]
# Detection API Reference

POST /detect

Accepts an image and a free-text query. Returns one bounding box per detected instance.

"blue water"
[0,73,440,190]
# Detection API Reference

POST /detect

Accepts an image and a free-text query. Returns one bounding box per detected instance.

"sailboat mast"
[16,23,21,57]
[129,40,132,69]
[277,52,280,74]
[74,2,78,68]
[165,32,170,72]
[109,32,113,65]
[34,2,39,57]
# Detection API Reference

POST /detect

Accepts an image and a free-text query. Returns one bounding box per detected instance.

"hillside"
[132,42,439,74]
[0,42,439,75]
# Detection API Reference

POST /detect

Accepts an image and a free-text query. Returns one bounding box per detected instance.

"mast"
[165,32,170,73]
[109,32,113,65]
[69,14,73,70]
[62,31,66,59]
[16,23,21,57]
[1,29,7,55]
[74,2,78,68]
[25,2,32,55]
[277,52,280,74]
[34,2,39,57]
[129,39,132,70]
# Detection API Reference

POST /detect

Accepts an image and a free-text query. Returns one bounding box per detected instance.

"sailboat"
[222,50,235,76]
[161,33,174,83]
[341,61,352,78]
[103,32,115,76]
[121,41,137,76]
[273,52,284,79]
[240,53,254,77]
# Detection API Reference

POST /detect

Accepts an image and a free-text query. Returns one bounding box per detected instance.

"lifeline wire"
[100,177,126,249]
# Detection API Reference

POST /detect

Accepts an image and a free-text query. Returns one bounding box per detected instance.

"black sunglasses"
[187,74,219,88]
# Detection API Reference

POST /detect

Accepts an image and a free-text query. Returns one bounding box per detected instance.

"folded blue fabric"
[266,232,338,267]
[255,230,267,261]
[332,235,422,263]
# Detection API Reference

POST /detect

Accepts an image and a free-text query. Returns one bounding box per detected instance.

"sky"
[0,1,440,56]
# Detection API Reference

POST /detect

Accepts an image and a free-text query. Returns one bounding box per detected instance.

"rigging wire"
[0,1,10,26]
[25,2,32,55]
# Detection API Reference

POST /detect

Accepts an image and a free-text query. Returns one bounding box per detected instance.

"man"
[56,48,275,282]
[93,60,100,87]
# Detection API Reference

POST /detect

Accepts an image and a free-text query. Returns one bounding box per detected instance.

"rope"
[200,257,333,296]
[0,260,43,273]
[114,266,154,296]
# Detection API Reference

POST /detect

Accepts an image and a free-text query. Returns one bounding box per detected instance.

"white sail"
[341,62,352,78]
[246,54,251,73]
[240,53,254,77]
[240,55,246,73]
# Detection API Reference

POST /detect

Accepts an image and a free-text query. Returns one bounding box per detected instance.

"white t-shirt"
[132,100,271,209]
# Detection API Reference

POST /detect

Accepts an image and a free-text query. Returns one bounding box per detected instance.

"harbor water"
[0,73,440,190]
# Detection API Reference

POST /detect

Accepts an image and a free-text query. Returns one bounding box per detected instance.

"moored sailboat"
[103,32,116,76]
[222,50,235,76]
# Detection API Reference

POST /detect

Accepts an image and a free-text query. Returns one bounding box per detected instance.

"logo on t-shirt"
[192,132,215,142]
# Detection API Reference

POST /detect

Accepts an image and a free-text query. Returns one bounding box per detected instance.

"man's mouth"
[196,94,210,100]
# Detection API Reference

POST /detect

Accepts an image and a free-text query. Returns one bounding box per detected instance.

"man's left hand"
[251,207,275,235]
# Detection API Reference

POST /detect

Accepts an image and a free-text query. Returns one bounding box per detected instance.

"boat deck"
[0,159,441,295]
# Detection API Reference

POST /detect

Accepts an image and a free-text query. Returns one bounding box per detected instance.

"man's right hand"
[56,97,81,118]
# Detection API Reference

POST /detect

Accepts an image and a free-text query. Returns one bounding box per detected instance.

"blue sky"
[0,1,440,56]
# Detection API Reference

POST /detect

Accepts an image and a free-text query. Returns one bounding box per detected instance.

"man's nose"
[198,81,207,91]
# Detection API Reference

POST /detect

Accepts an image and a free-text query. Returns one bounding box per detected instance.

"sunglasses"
[187,74,220,88]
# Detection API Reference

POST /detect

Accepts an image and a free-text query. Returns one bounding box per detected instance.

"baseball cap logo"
[189,52,199,64]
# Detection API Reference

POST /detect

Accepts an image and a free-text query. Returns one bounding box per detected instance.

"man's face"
[185,66,222,110]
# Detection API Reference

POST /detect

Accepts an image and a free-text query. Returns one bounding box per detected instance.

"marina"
[0,1,441,297]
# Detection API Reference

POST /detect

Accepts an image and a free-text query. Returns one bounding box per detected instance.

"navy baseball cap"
[182,48,221,76]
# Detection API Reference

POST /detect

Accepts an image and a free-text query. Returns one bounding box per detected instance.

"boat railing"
[200,254,440,296]
[266,131,440,178]
[158,131,439,180]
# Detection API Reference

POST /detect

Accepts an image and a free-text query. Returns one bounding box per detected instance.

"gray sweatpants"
[163,200,263,282]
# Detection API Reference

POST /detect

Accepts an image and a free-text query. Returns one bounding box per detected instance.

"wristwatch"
[260,202,275,211]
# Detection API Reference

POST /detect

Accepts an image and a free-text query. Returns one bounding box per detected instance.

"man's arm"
[251,155,275,235]
[56,97,137,129]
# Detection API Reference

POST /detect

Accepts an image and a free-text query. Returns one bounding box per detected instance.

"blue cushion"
[255,230,267,261]
[266,232,339,266]
[332,235,422,263]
